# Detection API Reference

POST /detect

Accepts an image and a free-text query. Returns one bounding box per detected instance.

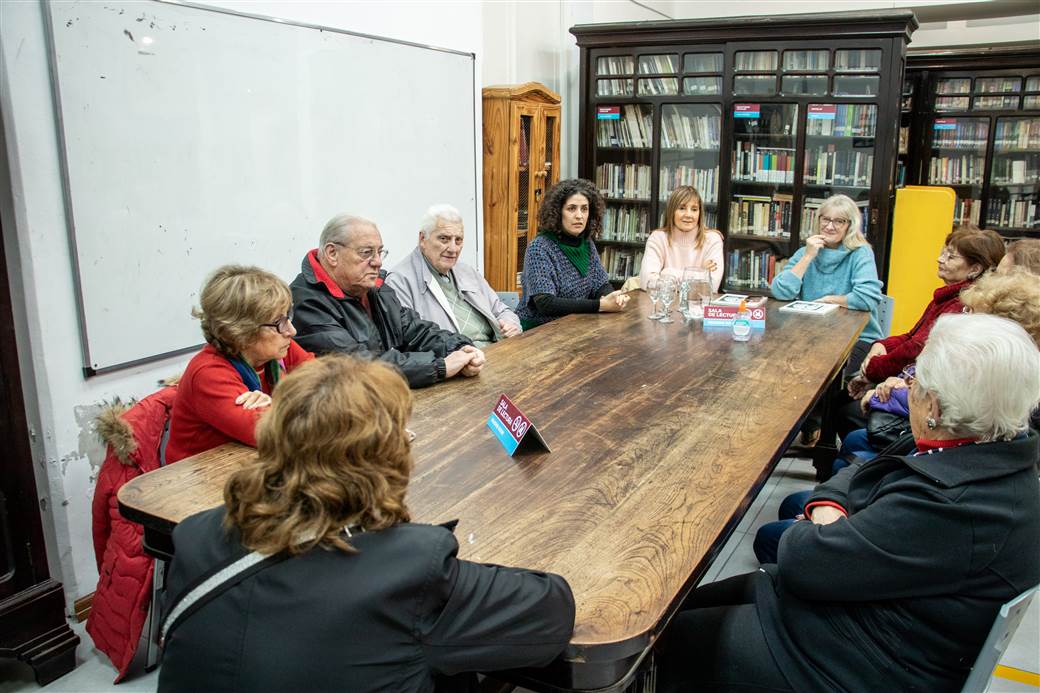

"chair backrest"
[960,584,1038,693]
[877,294,895,338]
[497,291,520,311]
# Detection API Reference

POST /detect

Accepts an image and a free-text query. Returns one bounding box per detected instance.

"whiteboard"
[45,0,479,373]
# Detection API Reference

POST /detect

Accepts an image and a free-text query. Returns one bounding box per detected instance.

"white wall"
[0,0,484,610]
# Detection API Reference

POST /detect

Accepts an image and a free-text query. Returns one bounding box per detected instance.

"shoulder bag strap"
[160,549,288,647]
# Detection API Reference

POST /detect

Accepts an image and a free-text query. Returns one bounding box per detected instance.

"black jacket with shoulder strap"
[158,508,575,693]
[756,430,1040,693]
[290,250,472,388]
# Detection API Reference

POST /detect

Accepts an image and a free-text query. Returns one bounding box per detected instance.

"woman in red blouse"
[166,265,314,463]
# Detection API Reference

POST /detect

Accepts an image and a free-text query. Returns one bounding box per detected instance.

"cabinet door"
[530,105,562,244]
[510,102,538,289]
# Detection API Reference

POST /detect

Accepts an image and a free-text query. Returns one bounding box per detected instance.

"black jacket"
[757,430,1040,692]
[158,508,575,693]
[290,252,472,388]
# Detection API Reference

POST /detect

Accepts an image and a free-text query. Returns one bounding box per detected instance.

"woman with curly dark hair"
[159,355,575,692]
[516,178,630,329]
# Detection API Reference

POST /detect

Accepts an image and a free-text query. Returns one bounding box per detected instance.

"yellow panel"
[887,186,956,335]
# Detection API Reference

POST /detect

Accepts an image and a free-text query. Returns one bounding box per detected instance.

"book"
[779,300,839,315]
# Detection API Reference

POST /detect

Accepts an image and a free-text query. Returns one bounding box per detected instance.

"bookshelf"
[572,10,916,292]
[482,83,561,292]
[902,46,1040,238]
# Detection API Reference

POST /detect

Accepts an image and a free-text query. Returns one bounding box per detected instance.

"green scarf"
[540,230,590,277]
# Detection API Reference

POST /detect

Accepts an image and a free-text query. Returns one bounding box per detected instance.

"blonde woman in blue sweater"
[771,194,883,445]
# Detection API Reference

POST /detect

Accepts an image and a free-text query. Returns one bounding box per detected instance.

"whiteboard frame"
[42,0,481,376]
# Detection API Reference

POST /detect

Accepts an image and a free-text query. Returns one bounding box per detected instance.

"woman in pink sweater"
[639,186,724,292]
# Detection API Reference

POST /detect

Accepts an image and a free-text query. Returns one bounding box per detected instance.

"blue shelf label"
[734,103,760,118]
[934,118,957,130]
[807,104,836,120]
[597,106,621,120]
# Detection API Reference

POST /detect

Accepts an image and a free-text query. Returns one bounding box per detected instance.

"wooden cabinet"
[902,46,1040,238]
[0,224,79,684]
[482,83,561,292]
[571,10,917,292]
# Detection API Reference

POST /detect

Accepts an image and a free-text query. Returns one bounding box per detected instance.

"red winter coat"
[86,386,177,682]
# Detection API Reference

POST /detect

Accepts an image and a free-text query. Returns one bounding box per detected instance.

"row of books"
[660,108,721,149]
[994,119,1040,150]
[783,50,828,72]
[659,166,719,204]
[805,105,877,137]
[596,163,652,201]
[977,77,1023,94]
[597,79,634,97]
[803,147,874,187]
[639,54,679,74]
[726,249,777,290]
[992,158,1039,186]
[986,196,1040,229]
[596,106,654,148]
[953,197,981,226]
[936,78,971,95]
[600,205,650,243]
[974,95,1019,110]
[801,198,869,240]
[596,56,635,76]
[735,51,776,72]
[600,247,644,281]
[932,122,989,150]
[833,49,880,72]
[731,143,795,183]
[729,193,792,237]
[898,126,909,155]
[928,155,985,185]
[639,78,679,96]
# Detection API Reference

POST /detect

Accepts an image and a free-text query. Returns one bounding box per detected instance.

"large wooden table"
[119,292,866,691]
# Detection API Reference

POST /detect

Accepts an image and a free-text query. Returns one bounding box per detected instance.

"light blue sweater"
[771,245,883,342]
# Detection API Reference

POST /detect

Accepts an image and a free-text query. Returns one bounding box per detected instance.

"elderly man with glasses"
[291,214,485,388]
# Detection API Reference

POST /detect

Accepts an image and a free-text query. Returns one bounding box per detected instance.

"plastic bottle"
[732,298,752,342]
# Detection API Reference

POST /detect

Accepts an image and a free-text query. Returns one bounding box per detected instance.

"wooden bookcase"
[901,46,1040,238]
[571,10,917,292]
[481,83,561,292]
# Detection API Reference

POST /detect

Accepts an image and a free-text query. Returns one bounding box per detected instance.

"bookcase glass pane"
[728,103,797,290]
[684,77,721,95]
[902,78,914,96]
[834,49,881,72]
[684,53,723,73]
[734,51,777,72]
[976,77,1021,93]
[734,75,776,96]
[936,96,970,111]
[639,54,679,74]
[928,117,988,191]
[638,78,679,96]
[1026,95,1040,110]
[936,78,971,95]
[783,50,829,72]
[597,79,634,97]
[833,75,879,97]
[989,117,1040,231]
[518,115,532,233]
[782,75,828,96]
[594,104,654,255]
[803,104,876,236]
[597,56,635,75]
[973,95,1019,111]
[659,104,721,217]
[1027,76,1040,92]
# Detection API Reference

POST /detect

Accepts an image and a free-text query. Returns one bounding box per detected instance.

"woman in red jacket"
[845,226,1004,410]
[166,265,314,462]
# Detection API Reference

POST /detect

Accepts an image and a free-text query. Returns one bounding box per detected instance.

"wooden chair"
[960,585,1038,692]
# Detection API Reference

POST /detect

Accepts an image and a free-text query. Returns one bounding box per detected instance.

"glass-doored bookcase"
[901,47,1040,238]
[572,10,916,292]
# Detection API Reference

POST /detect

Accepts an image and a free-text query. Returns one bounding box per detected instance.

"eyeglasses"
[819,216,850,228]
[260,308,294,335]
[331,241,388,263]
[938,248,963,261]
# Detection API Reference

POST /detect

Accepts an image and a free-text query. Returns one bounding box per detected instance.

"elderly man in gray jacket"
[386,204,521,349]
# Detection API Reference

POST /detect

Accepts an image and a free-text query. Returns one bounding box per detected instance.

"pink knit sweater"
[639,229,724,291]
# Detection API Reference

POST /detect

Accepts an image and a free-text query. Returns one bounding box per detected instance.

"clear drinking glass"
[685,268,711,319]
[647,278,662,319]
[658,278,677,324]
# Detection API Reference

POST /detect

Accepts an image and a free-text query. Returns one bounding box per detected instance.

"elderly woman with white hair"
[656,313,1040,693]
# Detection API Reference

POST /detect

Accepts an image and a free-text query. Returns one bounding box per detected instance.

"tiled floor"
[2,457,1036,692]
